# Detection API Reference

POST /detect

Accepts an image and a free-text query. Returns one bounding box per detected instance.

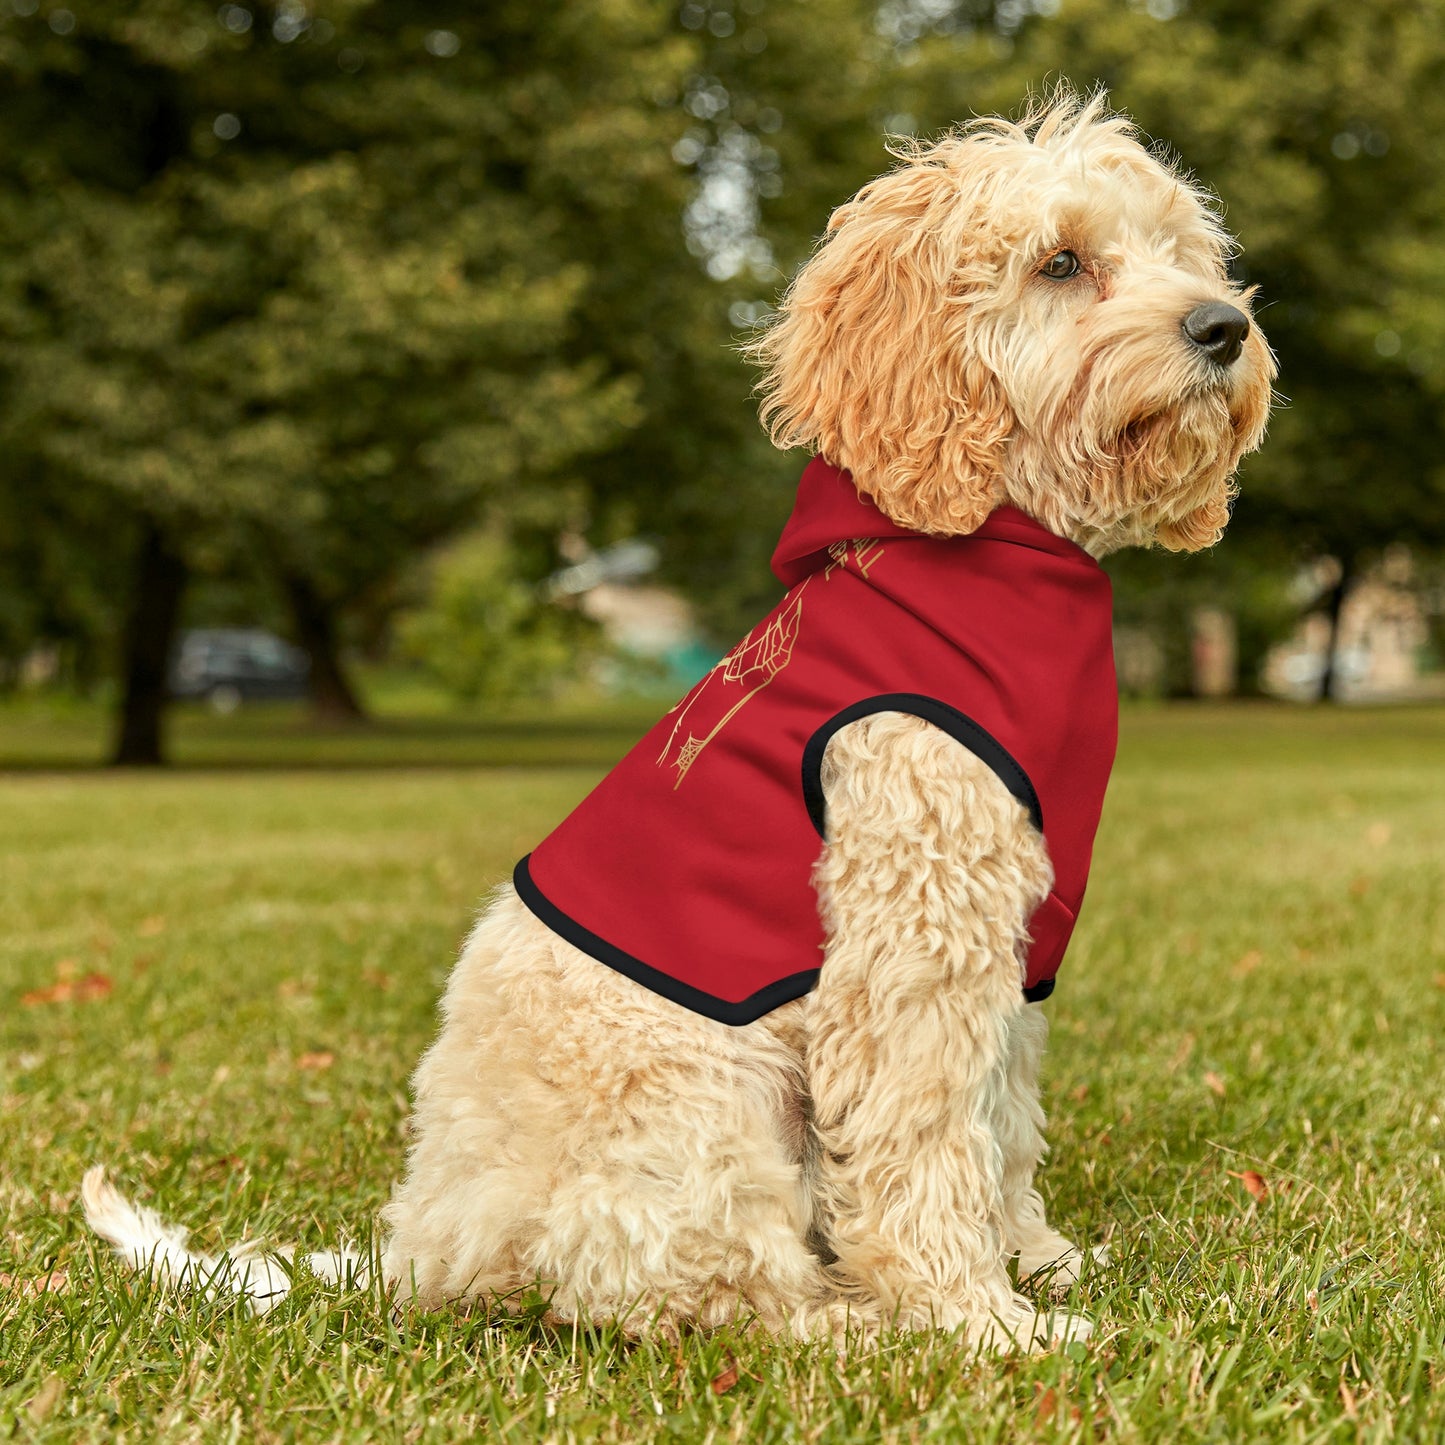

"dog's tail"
[81,1165,368,1315]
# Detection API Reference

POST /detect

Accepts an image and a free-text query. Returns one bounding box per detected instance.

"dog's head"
[750,89,1275,554]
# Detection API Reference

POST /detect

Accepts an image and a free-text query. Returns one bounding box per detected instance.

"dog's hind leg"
[383,891,834,1338]
[804,713,1091,1350]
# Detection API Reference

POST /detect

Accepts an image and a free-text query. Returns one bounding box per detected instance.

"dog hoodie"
[516,456,1119,1025]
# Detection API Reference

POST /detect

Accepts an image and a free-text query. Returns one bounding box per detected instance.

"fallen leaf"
[138,915,167,937]
[1070,1084,1089,1103]
[1232,950,1263,977]
[21,982,70,1006]
[1228,1169,1268,1201]
[1168,1034,1196,1072]
[711,1359,739,1395]
[0,1268,69,1298]
[1034,1386,1058,1426]
[296,1051,335,1072]
[1433,974,1445,990]
[27,1374,64,1423]
[21,972,112,1007]
[1204,1071,1227,1098]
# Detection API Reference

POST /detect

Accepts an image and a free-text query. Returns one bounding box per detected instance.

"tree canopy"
[2,0,1443,746]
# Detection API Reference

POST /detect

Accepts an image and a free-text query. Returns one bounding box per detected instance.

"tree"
[0,1,696,758]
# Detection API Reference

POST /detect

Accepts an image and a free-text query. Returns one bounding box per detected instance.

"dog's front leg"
[805,712,1089,1350]
[994,1007,1099,1289]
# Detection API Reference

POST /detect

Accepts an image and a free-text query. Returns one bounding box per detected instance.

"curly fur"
[748,90,1273,554]
[85,87,1272,1354]
[378,715,1087,1349]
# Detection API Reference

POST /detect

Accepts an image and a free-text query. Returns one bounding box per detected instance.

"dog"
[85,89,1274,1351]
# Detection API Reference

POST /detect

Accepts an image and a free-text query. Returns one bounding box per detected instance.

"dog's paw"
[970,1297,1093,1353]
[1018,1239,1110,1294]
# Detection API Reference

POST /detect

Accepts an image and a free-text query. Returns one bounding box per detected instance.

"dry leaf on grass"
[21,972,113,1007]
[295,1051,335,1071]
[0,1268,70,1298]
[1228,1169,1269,1201]
[1167,1034,1196,1072]
[1232,950,1263,977]
[1203,1071,1227,1098]
[27,1375,64,1424]
[710,1359,740,1395]
[1033,1385,1083,1427]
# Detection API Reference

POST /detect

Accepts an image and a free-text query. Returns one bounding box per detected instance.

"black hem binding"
[800,692,1044,838]
[513,855,821,1027]
[516,694,1052,1023]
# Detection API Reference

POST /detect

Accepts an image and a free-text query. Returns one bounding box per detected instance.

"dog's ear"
[749,151,1012,535]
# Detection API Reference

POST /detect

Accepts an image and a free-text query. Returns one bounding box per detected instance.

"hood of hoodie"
[770,456,1099,588]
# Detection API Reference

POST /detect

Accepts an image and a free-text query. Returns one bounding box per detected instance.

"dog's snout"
[1182,302,1250,367]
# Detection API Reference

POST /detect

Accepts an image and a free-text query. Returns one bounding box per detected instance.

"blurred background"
[2,0,1444,766]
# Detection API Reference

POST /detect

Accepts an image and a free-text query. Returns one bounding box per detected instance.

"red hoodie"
[516,458,1118,1025]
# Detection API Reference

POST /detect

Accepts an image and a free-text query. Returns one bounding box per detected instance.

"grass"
[1,699,1443,1442]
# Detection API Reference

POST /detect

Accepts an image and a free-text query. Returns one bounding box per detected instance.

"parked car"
[169,629,310,712]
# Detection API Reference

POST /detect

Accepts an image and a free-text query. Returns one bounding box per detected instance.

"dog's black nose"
[1182,302,1250,367]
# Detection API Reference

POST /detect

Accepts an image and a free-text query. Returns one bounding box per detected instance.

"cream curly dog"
[85,91,1273,1351]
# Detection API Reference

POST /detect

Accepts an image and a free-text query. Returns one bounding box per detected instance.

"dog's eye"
[1040,250,1081,280]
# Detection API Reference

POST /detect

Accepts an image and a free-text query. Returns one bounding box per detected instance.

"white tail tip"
[81,1166,368,1314]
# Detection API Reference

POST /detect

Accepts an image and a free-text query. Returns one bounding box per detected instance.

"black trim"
[513,856,821,1027]
[800,693,1044,839]
[1023,978,1056,1003]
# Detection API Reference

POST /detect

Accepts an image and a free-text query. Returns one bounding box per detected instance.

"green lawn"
[2,702,1443,1442]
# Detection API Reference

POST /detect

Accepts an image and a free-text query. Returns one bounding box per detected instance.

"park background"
[2,2,1443,1442]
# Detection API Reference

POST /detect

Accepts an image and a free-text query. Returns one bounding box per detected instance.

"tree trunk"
[1317,554,1355,703]
[283,572,367,724]
[111,521,187,766]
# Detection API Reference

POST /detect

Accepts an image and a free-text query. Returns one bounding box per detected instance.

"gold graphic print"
[824,538,885,580]
[656,583,809,787]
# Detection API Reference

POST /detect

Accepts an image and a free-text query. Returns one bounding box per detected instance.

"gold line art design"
[656,582,809,787]
[824,538,885,580]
